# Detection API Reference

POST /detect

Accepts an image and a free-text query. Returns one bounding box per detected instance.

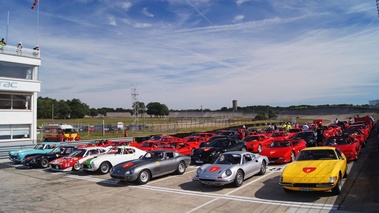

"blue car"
[9,142,61,164]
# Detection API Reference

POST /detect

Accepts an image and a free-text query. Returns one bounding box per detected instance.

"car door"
[241,153,259,178]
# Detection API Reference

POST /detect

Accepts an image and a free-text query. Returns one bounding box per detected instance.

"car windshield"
[208,139,231,148]
[325,138,348,145]
[143,151,165,159]
[64,128,77,133]
[69,149,86,157]
[215,154,241,165]
[140,142,153,147]
[34,144,45,149]
[49,147,60,153]
[297,150,337,160]
[269,141,291,148]
[272,132,286,137]
[185,137,197,142]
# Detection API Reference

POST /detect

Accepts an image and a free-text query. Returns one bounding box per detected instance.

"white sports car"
[82,146,146,174]
[193,151,268,187]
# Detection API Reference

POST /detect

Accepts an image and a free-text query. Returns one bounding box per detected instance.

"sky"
[1,0,379,110]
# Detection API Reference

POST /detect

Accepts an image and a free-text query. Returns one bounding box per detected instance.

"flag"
[31,0,39,10]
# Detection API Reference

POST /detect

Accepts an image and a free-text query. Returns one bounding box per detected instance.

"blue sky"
[1,0,379,110]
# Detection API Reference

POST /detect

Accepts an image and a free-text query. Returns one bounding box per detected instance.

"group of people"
[0,37,39,53]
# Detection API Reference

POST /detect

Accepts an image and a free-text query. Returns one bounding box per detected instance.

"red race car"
[324,135,360,162]
[182,136,207,149]
[49,147,108,171]
[343,128,367,148]
[243,134,272,153]
[327,124,342,136]
[165,142,198,156]
[77,139,130,148]
[190,132,217,140]
[135,141,169,151]
[259,140,307,164]
[269,131,289,141]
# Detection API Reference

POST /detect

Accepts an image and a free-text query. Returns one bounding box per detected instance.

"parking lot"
[0,158,354,213]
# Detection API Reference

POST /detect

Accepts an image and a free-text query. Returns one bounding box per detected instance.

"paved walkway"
[336,122,379,213]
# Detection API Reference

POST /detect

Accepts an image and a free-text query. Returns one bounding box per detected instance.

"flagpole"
[6,11,9,43]
[36,0,39,45]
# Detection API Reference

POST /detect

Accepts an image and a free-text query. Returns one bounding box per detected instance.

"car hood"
[260,148,291,157]
[283,160,339,179]
[9,149,49,156]
[50,156,82,164]
[198,164,233,178]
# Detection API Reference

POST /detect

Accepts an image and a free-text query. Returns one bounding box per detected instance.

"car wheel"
[137,169,150,185]
[258,161,267,175]
[258,145,262,153]
[290,152,295,162]
[240,147,247,152]
[72,162,81,171]
[99,162,111,174]
[233,170,244,187]
[331,174,342,195]
[40,159,49,168]
[176,161,186,175]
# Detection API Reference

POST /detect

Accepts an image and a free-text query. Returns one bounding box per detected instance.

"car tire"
[233,170,244,187]
[175,161,186,175]
[258,145,262,153]
[290,151,295,162]
[331,174,342,195]
[137,169,151,185]
[99,162,111,174]
[258,161,267,175]
[72,162,81,171]
[40,158,49,168]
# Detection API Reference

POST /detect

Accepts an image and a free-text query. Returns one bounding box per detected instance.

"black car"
[191,138,246,164]
[289,131,317,147]
[23,146,77,168]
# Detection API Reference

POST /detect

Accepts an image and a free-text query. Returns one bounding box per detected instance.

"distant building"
[369,99,379,108]
[0,44,41,146]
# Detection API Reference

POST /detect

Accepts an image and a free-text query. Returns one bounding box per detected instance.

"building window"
[0,124,30,140]
[0,93,31,110]
[0,61,35,80]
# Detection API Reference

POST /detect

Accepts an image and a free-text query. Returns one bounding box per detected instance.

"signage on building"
[0,80,40,92]
[0,81,18,88]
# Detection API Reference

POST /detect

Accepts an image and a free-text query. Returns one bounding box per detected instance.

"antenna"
[377,0,379,17]
[131,87,139,132]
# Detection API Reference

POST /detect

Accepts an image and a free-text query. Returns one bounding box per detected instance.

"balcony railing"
[0,45,40,59]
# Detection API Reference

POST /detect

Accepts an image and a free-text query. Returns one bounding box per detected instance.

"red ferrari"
[259,140,307,164]
[243,134,272,153]
[324,136,360,162]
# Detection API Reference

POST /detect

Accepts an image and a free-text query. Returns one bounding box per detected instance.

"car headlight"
[125,168,135,175]
[91,162,95,168]
[225,169,232,176]
[196,168,203,174]
[329,176,337,183]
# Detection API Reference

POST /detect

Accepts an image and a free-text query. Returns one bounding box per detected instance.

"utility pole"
[131,87,139,133]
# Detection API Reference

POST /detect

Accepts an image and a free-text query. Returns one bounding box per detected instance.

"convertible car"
[259,140,306,164]
[49,147,108,171]
[9,142,61,164]
[279,147,347,195]
[191,138,247,164]
[289,131,317,147]
[193,151,268,187]
[23,145,77,168]
[82,146,146,174]
[110,150,191,184]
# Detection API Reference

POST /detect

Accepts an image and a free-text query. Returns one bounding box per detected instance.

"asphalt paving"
[334,121,379,213]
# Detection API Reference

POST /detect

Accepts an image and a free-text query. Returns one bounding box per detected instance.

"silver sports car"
[110,150,191,184]
[193,151,268,187]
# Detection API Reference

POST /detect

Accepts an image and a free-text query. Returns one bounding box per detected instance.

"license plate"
[299,187,313,191]
[195,160,203,164]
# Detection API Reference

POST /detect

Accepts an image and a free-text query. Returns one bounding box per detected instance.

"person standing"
[302,123,309,131]
[316,122,324,146]
[0,38,6,46]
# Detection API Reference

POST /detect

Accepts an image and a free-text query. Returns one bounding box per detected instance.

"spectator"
[302,123,309,131]
[0,38,6,46]
[33,45,39,51]
[335,118,339,124]
[316,122,324,146]
[16,42,23,54]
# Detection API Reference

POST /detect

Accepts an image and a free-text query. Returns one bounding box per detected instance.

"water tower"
[232,100,238,112]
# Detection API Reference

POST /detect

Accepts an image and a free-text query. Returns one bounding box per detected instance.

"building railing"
[0,45,40,59]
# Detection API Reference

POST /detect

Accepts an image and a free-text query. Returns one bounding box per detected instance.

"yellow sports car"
[279,147,347,195]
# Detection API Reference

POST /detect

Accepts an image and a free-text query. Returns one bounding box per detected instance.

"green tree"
[55,100,71,119]
[89,108,98,117]
[67,98,89,119]
[146,102,169,117]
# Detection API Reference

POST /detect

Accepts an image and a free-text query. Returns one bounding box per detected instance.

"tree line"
[37,97,371,120]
